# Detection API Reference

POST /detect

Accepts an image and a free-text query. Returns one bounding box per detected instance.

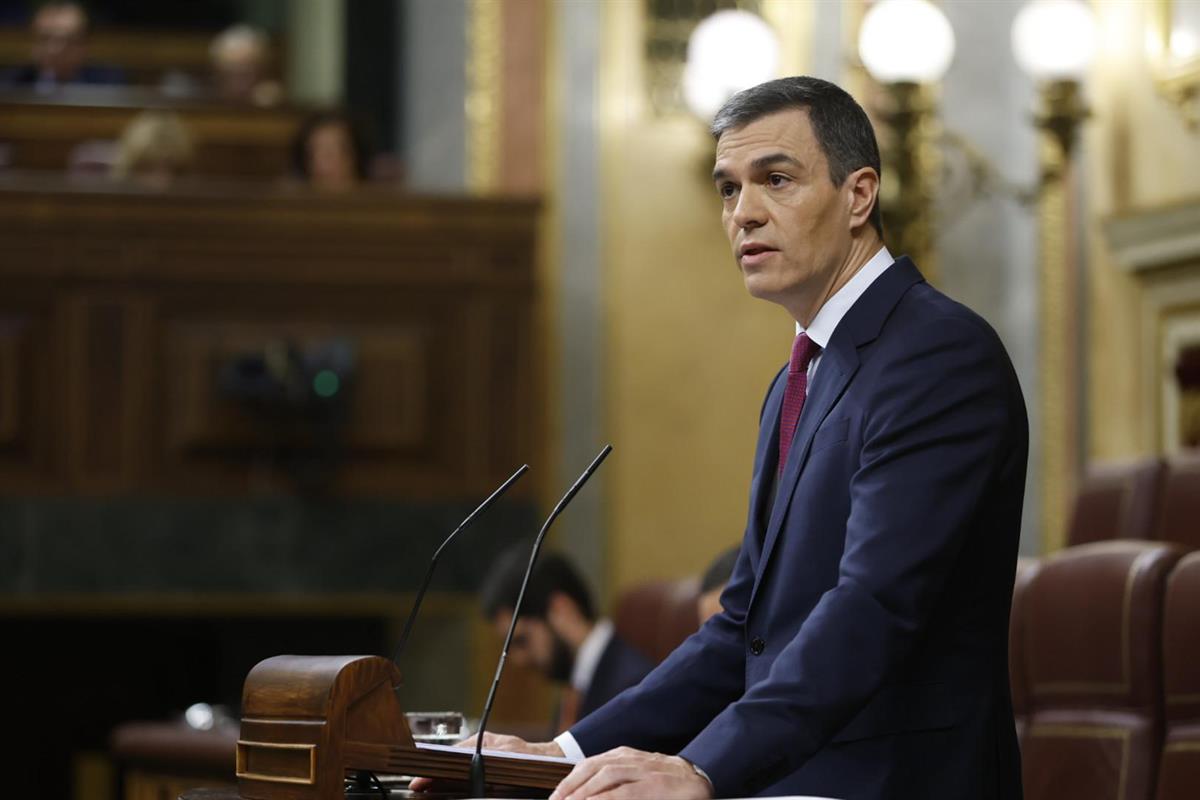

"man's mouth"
[739,243,778,266]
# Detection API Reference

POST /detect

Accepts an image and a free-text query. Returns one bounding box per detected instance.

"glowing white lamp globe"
[683,10,780,120]
[858,0,956,84]
[1011,0,1098,81]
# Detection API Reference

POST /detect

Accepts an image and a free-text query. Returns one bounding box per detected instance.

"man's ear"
[845,166,880,232]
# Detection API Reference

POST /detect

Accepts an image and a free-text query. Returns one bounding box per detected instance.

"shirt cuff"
[553,731,585,763]
[682,758,715,795]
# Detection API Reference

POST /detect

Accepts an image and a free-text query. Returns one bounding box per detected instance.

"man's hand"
[549,746,713,800]
[407,733,565,792]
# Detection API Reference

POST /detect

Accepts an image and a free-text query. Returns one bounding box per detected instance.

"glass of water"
[405,711,468,745]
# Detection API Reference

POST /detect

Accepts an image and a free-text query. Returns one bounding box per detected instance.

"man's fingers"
[555,763,638,800]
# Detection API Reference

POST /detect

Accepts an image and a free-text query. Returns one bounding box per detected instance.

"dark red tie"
[778,333,821,476]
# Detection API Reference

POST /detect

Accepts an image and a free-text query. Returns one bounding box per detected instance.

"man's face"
[491,611,572,683]
[32,5,87,80]
[713,109,853,315]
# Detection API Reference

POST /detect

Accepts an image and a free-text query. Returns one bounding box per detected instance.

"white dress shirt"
[571,619,614,694]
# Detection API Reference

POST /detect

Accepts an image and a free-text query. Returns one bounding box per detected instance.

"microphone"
[469,445,612,798]
[390,464,530,675]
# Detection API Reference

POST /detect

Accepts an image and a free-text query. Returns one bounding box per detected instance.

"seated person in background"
[481,547,653,732]
[209,24,282,106]
[290,110,373,192]
[696,545,740,624]
[110,111,194,189]
[2,1,124,90]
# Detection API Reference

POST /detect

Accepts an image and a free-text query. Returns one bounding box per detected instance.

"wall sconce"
[857,0,956,279]
[1148,0,1200,130]
[682,9,780,121]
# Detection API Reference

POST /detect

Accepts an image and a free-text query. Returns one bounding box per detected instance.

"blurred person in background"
[480,547,653,733]
[2,1,124,90]
[209,23,281,106]
[696,545,739,624]
[290,110,374,192]
[110,111,194,189]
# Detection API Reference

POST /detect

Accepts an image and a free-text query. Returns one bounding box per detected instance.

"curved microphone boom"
[390,463,530,677]
[469,445,612,798]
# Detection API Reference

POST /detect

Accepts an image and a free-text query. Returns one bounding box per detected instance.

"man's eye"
[768,173,790,187]
[718,183,737,199]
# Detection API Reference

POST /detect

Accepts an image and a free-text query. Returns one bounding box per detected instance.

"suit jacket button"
[750,637,765,656]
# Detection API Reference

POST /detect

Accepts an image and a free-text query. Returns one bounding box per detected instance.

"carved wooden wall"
[0,178,540,500]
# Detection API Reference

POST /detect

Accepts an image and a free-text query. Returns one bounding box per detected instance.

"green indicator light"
[313,369,340,398]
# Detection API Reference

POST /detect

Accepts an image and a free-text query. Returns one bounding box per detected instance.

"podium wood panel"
[0,178,539,499]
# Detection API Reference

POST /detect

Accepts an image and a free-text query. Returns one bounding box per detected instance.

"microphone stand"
[390,463,530,678]
[469,445,612,798]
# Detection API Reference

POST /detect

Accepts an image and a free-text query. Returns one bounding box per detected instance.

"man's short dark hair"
[699,545,740,594]
[711,76,883,237]
[480,546,596,622]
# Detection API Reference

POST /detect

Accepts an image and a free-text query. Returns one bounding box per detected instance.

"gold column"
[466,0,503,193]
[1034,80,1087,552]
[877,82,940,282]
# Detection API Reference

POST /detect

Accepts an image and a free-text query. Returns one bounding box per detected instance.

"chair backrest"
[1155,552,1200,800]
[1020,540,1186,800]
[1154,454,1200,550]
[1066,458,1164,547]
[614,576,700,664]
[1010,556,1040,748]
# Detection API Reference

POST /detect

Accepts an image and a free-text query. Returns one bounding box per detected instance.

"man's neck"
[788,233,882,328]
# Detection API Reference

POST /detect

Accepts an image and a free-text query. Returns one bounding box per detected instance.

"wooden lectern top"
[237,655,572,800]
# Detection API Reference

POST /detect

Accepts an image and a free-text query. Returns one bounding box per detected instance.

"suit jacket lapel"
[750,341,859,609]
[746,257,925,612]
[747,368,787,542]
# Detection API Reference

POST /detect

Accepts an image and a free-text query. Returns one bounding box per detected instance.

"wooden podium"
[236,655,572,799]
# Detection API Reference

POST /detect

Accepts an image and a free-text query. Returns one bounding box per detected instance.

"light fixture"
[856,0,956,279]
[1011,0,1098,82]
[1010,0,1098,551]
[858,0,956,85]
[682,10,780,121]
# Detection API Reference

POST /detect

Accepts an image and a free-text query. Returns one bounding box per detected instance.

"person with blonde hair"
[111,111,194,188]
[210,23,282,106]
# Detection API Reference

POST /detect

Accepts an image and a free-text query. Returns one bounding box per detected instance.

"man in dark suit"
[2,2,125,90]
[446,76,1028,799]
[480,548,653,731]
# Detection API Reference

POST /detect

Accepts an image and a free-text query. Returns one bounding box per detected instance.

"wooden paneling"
[0,296,57,489]
[0,90,305,177]
[0,177,540,499]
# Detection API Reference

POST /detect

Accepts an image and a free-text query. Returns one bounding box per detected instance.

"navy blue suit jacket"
[570,258,1027,798]
[580,634,654,720]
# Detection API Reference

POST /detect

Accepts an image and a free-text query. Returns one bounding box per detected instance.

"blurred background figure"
[696,545,739,623]
[110,110,194,188]
[2,0,124,90]
[480,547,653,734]
[290,109,373,191]
[209,23,281,106]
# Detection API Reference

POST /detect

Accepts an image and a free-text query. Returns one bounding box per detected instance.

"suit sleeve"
[678,316,1021,796]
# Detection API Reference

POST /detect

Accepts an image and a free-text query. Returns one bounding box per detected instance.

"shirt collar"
[796,245,894,347]
[570,618,614,692]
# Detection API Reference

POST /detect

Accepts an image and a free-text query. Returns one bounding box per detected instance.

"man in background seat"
[481,548,652,732]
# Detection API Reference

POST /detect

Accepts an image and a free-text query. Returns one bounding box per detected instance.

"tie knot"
[789,333,820,374]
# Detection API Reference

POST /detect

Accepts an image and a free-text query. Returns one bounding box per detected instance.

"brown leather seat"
[1154,454,1200,550]
[1066,458,1164,547]
[1020,540,1186,800]
[614,576,700,664]
[1156,552,1200,799]
[1010,556,1040,748]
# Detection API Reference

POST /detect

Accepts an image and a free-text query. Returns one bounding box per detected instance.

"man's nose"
[731,187,766,230]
